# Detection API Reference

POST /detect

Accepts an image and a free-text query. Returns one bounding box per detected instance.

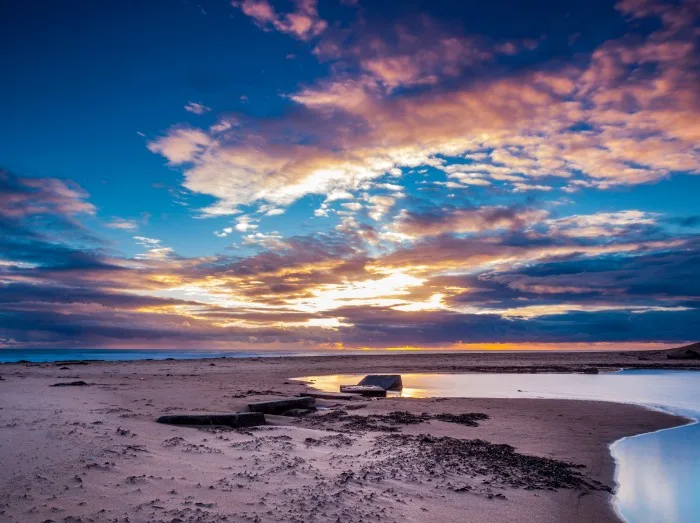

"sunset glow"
[1,0,698,350]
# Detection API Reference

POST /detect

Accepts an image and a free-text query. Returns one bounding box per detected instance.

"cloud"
[393,206,549,239]
[1,190,698,348]
[233,0,327,40]
[0,169,95,219]
[184,102,211,115]
[147,127,212,165]
[4,3,700,349]
[479,302,690,319]
[512,183,552,192]
[214,227,234,238]
[106,218,139,231]
[366,195,397,222]
[133,236,162,247]
[544,210,659,238]
[235,215,258,232]
[133,236,176,260]
[135,247,175,260]
[0,170,110,271]
[149,41,699,216]
[489,242,700,302]
[358,33,529,91]
[242,231,287,249]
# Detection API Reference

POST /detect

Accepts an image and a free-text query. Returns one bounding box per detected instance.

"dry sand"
[0,352,692,523]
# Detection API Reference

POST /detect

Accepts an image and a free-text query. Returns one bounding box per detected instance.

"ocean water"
[296,370,700,523]
[0,348,303,363]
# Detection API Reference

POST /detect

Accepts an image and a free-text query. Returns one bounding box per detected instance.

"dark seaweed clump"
[307,410,489,432]
[432,412,490,426]
[345,434,612,493]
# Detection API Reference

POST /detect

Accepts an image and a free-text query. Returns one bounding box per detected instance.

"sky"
[0,0,699,351]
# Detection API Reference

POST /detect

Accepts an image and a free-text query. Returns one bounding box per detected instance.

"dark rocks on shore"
[156,412,266,428]
[357,374,403,391]
[248,396,316,415]
[666,342,700,360]
[641,341,700,361]
[50,381,89,387]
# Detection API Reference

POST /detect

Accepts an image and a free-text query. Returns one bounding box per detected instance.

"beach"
[0,352,693,523]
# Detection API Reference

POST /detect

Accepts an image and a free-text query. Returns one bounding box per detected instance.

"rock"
[666,342,700,360]
[300,391,361,400]
[156,412,265,428]
[357,374,403,391]
[339,385,387,397]
[50,381,88,387]
[668,350,700,360]
[247,396,316,415]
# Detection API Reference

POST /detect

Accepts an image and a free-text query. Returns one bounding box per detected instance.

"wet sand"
[0,352,692,522]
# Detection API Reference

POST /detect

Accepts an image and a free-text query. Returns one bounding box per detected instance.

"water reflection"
[295,370,700,523]
[612,410,699,523]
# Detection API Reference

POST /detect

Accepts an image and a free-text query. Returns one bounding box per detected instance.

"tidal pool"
[296,369,699,523]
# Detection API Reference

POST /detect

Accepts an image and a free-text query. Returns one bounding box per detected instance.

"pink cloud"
[0,170,95,219]
[147,128,213,165]
[234,0,327,40]
[392,206,549,239]
[146,0,700,216]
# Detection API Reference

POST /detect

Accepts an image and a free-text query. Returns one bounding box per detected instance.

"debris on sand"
[306,411,401,432]
[304,410,489,432]
[304,434,354,447]
[345,434,612,493]
[50,381,88,387]
[432,413,490,426]
[162,436,224,454]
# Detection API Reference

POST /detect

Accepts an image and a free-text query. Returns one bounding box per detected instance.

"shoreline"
[3,348,700,370]
[0,354,691,522]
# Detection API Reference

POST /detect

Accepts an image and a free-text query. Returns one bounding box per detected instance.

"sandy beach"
[0,352,693,523]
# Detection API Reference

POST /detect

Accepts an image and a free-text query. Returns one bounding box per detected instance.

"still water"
[297,370,699,523]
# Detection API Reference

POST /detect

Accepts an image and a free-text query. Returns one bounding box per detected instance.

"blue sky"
[0,0,699,350]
